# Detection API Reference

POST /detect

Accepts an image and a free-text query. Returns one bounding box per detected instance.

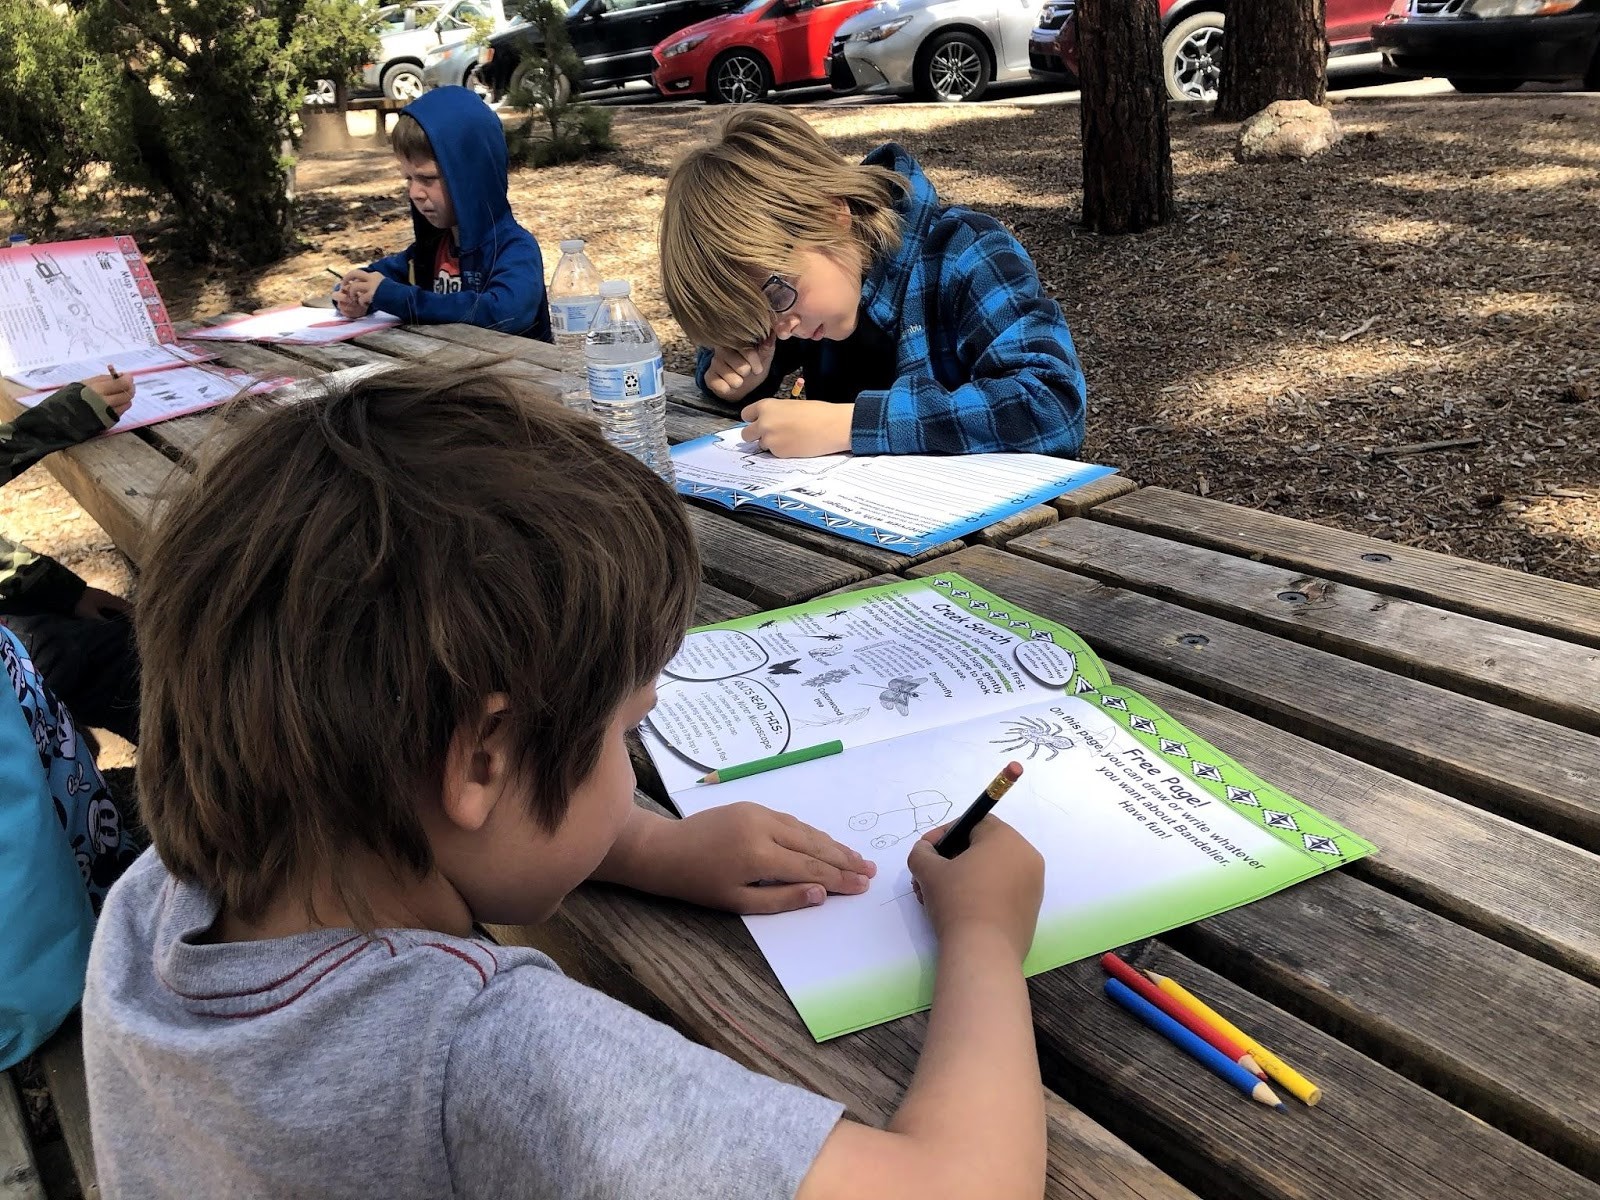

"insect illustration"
[756,620,777,629]
[873,675,927,717]
[849,791,951,850]
[798,633,845,642]
[825,609,849,621]
[767,659,802,676]
[991,716,1077,761]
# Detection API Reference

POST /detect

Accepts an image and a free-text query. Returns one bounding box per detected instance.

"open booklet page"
[0,237,176,377]
[18,365,290,435]
[187,306,401,345]
[642,575,1376,1041]
[671,428,1116,554]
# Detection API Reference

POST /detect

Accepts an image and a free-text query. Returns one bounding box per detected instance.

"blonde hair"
[660,108,906,349]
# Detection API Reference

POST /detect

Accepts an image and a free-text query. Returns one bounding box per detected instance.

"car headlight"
[846,16,912,42]
[660,34,707,57]
[1463,0,1579,13]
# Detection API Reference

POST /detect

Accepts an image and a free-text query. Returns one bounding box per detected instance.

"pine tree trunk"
[1214,0,1327,121]
[1078,0,1173,234]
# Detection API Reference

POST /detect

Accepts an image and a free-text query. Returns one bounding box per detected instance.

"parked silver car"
[421,27,493,96]
[827,0,1043,101]
[362,0,508,99]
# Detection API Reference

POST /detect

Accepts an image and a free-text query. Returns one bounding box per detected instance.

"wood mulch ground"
[9,94,1597,624]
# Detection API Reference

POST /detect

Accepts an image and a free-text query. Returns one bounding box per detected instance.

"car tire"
[1447,77,1525,93]
[381,62,426,102]
[509,58,572,105]
[708,50,772,104]
[464,65,493,103]
[914,31,992,102]
[1162,11,1225,103]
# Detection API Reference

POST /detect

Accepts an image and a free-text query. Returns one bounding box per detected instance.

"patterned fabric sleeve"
[851,219,1087,458]
[0,628,137,914]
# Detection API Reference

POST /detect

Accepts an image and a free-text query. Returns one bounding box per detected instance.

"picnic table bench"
[3,322,1598,1200]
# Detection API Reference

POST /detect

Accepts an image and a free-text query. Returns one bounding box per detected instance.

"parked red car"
[652,0,876,102]
[1031,0,1396,101]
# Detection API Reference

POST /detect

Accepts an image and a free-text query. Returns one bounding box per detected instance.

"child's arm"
[364,248,414,285]
[795,817,1046,1200]
[853,219,1087,458]
[368,236,547,335]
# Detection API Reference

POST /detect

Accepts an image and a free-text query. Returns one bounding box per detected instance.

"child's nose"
[776,311,802,338]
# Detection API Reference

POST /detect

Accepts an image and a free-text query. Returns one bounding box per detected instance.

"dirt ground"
[11,94,1598,633]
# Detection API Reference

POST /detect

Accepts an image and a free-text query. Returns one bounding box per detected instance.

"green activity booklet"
[640,574,1376,1041]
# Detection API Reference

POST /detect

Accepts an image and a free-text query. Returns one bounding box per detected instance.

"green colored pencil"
[700,740,844,784]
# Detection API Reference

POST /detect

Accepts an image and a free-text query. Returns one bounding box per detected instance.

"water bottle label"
[587,356,664,404]
[550,299,600,336]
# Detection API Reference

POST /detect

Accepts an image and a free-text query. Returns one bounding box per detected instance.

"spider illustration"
[874,675,927,716]
[990,717,1077,761]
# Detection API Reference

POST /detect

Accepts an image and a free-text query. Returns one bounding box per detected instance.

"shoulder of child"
[442,959,843,1200]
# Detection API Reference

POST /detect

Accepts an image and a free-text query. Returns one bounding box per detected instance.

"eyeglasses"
[762,274,798,315]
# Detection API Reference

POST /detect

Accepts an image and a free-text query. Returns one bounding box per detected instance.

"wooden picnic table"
[3,322,1598,1200]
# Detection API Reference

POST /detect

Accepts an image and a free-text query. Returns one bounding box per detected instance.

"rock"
[1236,100,1344,162]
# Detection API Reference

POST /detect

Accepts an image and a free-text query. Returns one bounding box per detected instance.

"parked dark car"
[1373,0,1600,92]
[479,0,745,97]
[1031,0,1395,100]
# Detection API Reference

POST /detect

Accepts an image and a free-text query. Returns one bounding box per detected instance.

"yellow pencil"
[1144,970,1322,1106]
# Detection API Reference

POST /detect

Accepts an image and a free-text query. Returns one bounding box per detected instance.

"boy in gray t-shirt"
[84,369,1047,1200]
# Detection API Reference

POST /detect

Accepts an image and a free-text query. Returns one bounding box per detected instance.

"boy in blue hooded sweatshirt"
[660,107,1086,460]
[336,87,552,340]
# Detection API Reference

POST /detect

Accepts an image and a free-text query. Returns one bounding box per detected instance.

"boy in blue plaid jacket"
[661,108,1086,459]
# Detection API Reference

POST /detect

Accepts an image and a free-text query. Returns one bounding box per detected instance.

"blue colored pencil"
[1104,979,1286,1111]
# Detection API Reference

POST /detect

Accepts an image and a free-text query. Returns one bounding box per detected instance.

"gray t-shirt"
[83,850,843,1198]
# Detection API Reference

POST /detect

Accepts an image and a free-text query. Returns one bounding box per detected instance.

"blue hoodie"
[366,87,552,340]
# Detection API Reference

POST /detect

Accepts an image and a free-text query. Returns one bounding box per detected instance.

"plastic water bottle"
[5,233,30,248]
[586,280,673,486]
[548,239,602,410]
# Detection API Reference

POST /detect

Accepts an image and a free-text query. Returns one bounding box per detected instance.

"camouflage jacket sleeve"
[0,383,118,615]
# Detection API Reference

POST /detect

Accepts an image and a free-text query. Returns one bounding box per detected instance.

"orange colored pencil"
[1100,954,1266,1079]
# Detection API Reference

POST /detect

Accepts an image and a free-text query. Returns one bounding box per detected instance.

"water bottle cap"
[599,280,630,298]
[560,239,586,252]
[6,233,27,244]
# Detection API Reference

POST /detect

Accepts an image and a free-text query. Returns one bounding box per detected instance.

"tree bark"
[1078,0,1173,234]
[1214,0,1328,121]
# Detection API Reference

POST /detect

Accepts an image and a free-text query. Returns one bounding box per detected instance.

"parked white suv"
[827,0,1044,102]
[362,0,509,100]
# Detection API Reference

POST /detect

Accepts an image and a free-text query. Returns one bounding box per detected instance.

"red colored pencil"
[1100,953,1266,1079]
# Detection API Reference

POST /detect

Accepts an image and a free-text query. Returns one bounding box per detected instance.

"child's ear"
[833,199,852,230]
[439,693,515,833]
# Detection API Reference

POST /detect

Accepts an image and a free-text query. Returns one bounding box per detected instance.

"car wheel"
[1162,11,1224,103]
[914,31,992,102]
[381,63,426,102]
[708,50,772,104]
[1447,77,1525,93]
[464,65,494,104]
[305,78,337,107]
[509,58,572,105]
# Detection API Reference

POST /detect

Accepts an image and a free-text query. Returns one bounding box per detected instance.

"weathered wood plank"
[921,546,1600,852]
[346,325,496,368]
[1052,474,1138,518]
[260,337,399,373]
[907,549,1600,981]
[0,1071,45,1200]
[665,401,726,445]
[1031,947,1600,1200]
[1093,487,1600,649]
[40,1026,96,1200]
[1167,869,1600,1178]
[493,798,1201,1200]
[967,503,1059,547]
[1012,519,1600,736]
[695,582,761,625]
[686,507,869,607]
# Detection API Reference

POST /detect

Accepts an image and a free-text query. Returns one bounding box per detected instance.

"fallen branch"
[1338,316,1379,342]
[1370,437,1482,459]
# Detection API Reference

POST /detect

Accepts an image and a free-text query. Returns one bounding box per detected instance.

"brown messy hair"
[136,369,698,925]
[390,113,434,162]
[660,106,906,350]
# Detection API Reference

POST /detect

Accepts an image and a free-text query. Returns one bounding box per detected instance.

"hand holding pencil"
[909,816,1043,963]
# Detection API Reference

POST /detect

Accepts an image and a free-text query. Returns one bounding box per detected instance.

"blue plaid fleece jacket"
[695,144,1086,456]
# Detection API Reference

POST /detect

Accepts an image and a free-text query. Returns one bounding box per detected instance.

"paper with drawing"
[17,364,291,435]
[670,428,1117,555]
[642,575,1376,1041]
[187,305,401,345]
[0,237,177,378]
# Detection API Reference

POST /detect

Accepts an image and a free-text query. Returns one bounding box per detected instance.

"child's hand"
[335,270,381,318]
[605,804,876,914]
[705,336,775,403]
[83,372,135,416]
[908,818,1043,962]
[740,399,854,458]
